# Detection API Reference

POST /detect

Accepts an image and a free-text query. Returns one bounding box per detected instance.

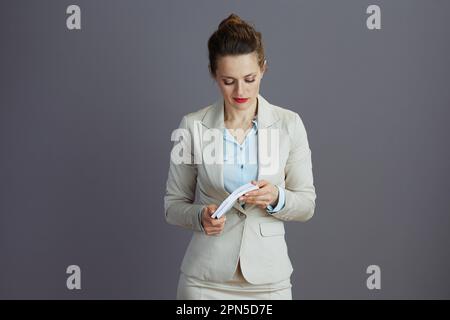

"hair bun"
[218,13,245,29]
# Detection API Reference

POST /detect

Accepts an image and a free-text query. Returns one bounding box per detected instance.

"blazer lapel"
[200,98,229,202]
[256,94,280,183]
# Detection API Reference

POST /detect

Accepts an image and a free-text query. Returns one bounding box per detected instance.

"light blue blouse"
[223,118,285,213]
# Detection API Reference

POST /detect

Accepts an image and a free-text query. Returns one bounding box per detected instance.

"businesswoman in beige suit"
[164,14,316,300]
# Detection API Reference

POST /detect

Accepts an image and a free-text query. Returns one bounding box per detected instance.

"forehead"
[216,53,260,77]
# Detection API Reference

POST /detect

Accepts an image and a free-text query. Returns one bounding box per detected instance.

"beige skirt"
[176,261,292,300]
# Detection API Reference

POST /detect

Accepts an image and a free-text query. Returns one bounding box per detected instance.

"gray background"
[1,0,449,299]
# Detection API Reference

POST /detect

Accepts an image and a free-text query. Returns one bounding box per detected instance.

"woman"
[164,13,316,300]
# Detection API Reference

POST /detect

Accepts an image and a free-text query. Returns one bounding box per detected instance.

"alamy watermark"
[170,121,281,176]
[66,265,81,290]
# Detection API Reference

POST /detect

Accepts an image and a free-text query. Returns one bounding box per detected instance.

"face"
[213,52,266,112]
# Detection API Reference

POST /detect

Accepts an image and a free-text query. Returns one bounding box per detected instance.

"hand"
[239,180,279,209]
[201,204,226,236]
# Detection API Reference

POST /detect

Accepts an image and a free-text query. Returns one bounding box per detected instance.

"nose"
[235,81,244,97]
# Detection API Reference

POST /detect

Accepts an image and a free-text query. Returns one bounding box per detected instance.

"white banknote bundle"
[211,182,259,219]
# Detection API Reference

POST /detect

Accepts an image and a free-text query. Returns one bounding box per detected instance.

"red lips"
[233,97,249,104]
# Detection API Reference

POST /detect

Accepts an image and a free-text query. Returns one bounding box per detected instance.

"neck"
[224,98,258,125]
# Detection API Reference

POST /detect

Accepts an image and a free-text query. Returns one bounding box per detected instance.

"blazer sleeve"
[164,116,205,232]
[271,113,317,222]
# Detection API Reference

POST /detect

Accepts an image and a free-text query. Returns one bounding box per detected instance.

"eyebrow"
[221,73,256,79]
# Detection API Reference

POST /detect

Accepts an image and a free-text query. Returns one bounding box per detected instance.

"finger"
[240,191,260,199]
[205,227,224,235]
[208,217,219,226]
[243,186,270,198]
[210,217,226,227]
[243,195,270,203]
[252,179,269,187]
[207,206,218,217]
[206,226,223,232]
[257,180,269,187]
[251,200,271,208]
[202,206,211,216]
[211,215,226,225]
[245,199,273,208]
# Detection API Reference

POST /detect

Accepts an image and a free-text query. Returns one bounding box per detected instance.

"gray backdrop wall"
[1,0,449,299]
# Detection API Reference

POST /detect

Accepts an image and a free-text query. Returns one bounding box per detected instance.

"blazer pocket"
[259,222,285,237]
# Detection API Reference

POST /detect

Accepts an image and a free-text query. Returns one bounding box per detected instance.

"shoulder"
[177,103,214,129]
[184,104,212,122]
[270,103,301,124]
[265,101,311,151]
[268,101,308,135]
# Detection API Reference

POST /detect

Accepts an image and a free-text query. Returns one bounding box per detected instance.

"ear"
[261,60,267,77]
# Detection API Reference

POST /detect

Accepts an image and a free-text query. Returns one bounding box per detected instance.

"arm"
[270,113,316,222]
[164,116,205,232]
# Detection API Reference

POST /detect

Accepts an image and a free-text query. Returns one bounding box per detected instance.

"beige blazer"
[164,94,316,285]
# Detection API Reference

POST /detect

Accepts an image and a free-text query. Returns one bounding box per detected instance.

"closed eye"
[223,79,256,86]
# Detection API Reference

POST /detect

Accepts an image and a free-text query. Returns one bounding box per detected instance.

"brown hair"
[208,13,266,77]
